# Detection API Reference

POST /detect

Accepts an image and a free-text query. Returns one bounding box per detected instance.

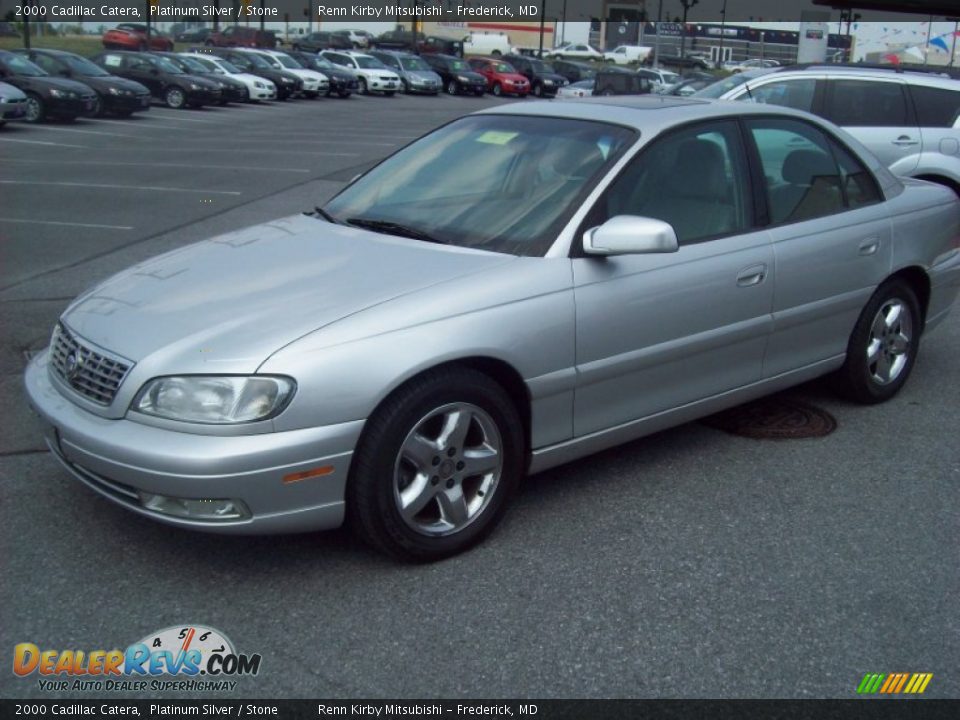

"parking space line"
[138,148,360,156]
[142,112,227,124]
[0,180,241,195]
[21,126,137,138]
[0,137,87,149]
[2,159,311,173]
[89,118,210,132]
[0,218,134,230]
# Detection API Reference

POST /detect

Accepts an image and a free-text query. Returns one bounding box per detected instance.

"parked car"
[0,21,20,38]
[421,54,488,96]
[180,52,277,102]
[722,58,781,73]
[502,54,567,97]
[374,30,462,57]
[320,51,400,96]
[604,45,652,65]
[463,32,512,57]
[552,59,598,84]
[0,80,28,126]
[175,27,214,44]
[102,24,174,52]
[663,77,714,96]
[333,29,373,49]
[466,57,529,97]
[205,25,277,49]
[197,47,301,100]
[285,50,358,98]
[25,98,960,562]
[369,51,441,95]
[292,32,352,53]
[699,65,960,195]
[556,78,594,98]
[153,51,248,104]
[0,50,97,122]
[237,49,327,98]
[637,67,682,93]
[15,48,151,117]
[547,43,603,61]
[593,68,653,96]
[90,51,221,109]
[647,52,713,71]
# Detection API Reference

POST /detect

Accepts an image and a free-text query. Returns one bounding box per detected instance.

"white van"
[463,32,512,57]
[603,45,653,65]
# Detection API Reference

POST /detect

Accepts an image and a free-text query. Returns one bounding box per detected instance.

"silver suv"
[698,66,960,195]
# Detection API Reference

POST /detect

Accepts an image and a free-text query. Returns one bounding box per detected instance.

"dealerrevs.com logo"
[13,625,262,692]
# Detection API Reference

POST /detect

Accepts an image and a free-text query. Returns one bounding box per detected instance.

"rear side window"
[909,85,960,128]
[826,79,910,127]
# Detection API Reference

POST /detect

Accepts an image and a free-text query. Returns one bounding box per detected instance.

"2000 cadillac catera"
[25,98,960,561]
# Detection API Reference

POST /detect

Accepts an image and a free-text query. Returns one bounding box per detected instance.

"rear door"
[822,77,920,175]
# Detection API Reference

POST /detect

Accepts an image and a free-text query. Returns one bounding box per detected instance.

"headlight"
[543,79,554,86]
[108,87,121,95]
[456,75,469,83]
[49,88,66,98]
[188,83,202,91]
[132,376,295,424]
[281,77,294,85]
[254,81,265,88]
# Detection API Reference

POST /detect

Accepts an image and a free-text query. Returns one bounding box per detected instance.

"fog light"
[139,493,250,521]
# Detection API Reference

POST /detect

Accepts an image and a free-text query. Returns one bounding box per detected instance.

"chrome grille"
[49,323,132,406]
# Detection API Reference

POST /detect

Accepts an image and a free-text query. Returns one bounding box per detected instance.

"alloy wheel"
[393,402,503,537]
[24,95,43,122]
[446,80,458,95]
[165,87,185,109]
[866,298,913,385]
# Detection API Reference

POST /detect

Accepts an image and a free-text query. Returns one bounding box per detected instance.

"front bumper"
[102,92,152,113]
[185,87,221,105]
[24,350,364,534]
[49,94,97,117]
[1,98,27,119]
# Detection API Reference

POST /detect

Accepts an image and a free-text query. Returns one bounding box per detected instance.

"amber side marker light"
[283,466,335,484]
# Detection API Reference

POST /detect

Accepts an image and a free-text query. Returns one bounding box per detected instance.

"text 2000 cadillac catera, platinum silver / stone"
[25,98,960,560]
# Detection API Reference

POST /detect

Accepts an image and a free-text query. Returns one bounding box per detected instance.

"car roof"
[476,96,836,133]
[761,63,960,87]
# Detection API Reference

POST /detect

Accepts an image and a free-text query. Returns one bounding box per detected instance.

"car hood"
[499,73,529,83]
[538,73,567,84]
[407,70,440,81]
[179,73,220,88]
[80,75,148,93]
[0,81,27,100]
[12,75,94,94]
[62,214,515,371]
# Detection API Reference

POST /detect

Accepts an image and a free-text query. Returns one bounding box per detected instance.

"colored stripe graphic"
[857,673,932,694]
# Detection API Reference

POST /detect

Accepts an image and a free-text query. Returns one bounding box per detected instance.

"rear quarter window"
[909,85,960,128]
[826,79,910,127]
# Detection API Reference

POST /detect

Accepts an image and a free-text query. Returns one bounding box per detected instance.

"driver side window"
[591,120,752,245]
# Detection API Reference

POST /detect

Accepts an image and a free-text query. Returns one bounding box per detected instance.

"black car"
[285,50,358,98]
[0,50,97,122]
[292,32,352,53]
[374,31,463,57]
[501,54,568,97]
[16,48,151,117]
[421,54,487,96]
[152,51,247,103]
[90,51,221,109]
[175,27,214,44]
[593,69,653,96]
[552,59,597,84]
[195,47,301,100]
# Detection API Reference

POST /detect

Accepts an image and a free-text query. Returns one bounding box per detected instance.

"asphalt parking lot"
[1,92,958,700]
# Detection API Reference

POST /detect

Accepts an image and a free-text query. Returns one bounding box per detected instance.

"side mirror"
[583,215,679,256]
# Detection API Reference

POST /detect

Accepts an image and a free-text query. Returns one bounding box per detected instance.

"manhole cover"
[701,396,837,439]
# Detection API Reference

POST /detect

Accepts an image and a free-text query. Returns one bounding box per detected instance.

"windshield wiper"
[308,206,339,224]
[345,218,447,244]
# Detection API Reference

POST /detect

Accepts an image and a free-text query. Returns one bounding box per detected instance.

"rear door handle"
[892,135,919,147]
[859,237,880,256]
[736,263,767,287]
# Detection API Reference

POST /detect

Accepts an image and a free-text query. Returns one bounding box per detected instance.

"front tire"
[446,79,458,95]
[833,279,922,404]
[492,82,502,97]
[24,93,45,123]
[347,367,523,561]
[533,83,543,97]
[165,86,186,109]
[358,78,368,95]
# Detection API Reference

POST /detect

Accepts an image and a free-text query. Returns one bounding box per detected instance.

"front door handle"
[736,263,767,287]
[859,237,880,256]
[892,135,919,147]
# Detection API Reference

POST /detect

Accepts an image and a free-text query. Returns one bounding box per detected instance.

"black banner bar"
[2,700,960,720]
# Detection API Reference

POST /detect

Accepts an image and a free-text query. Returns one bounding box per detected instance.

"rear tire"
[347,367,523,562]
[832,279,922,404]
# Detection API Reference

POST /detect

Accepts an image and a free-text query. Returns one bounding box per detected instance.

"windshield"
[356,56,386,69]
[243,53,272,69]
[400,57,431,71]
[323,115,635,256]
[152,56,184,74]
[257,54,283,69]
[530,60,554,74]
[448,59,469,71]
[694,69,774,98]
[63,54,109,76]
[2,54,48,77]
[662,71,680,83]
[493,62,516,73]
[176,56,209,73]
[276,54,303,69]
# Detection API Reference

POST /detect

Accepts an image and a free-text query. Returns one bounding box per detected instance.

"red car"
[102,24,174,52]
[467,57,530,97]
[204,26,277,49]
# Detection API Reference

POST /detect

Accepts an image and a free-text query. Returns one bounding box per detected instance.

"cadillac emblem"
[64,351,83,383]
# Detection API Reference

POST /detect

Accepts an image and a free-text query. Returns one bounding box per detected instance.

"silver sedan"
[25,98,960,560]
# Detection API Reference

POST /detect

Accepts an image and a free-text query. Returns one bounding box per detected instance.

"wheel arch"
[886,265,931,326]
[913,173,960,198]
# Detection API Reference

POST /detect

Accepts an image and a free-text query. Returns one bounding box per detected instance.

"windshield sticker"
[476,131,518,146]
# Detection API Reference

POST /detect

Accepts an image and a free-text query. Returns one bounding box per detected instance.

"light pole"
[679,0,698,59]
[718,0,727,66]
[538,0,546,57]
